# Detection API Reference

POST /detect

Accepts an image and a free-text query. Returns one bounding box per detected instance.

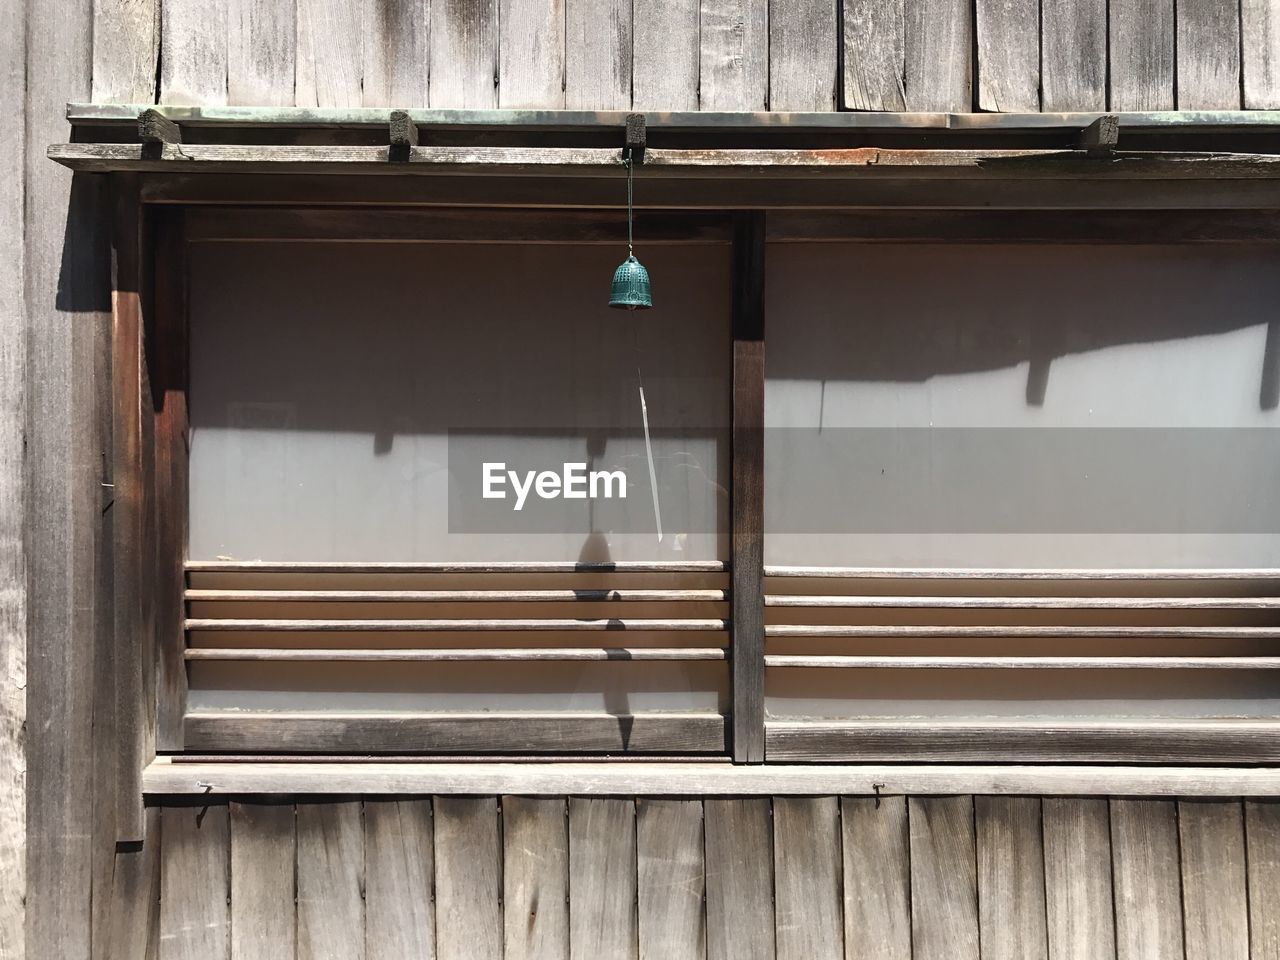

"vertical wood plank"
[227,0,297,106]
[976,797,1047,960]
[633,0,699,110]
[773,797,841,960]
[1243,0,1280,107]
[1246,801,1280,960]
[699,0,769,110]
[909,796,979,960]
[160,0,229,104]
[295,0,364,107]
[1042,0,1107,110]
[160,805,230,960]
[503,797,568,960]
[92,0,160,102]
[976,0,1040,111]
[361,0,429,106]
[731,212,765,764]
[106,807,162,960]
[366,799,435,960]
[1178,800,1248,960]
[565,0,632,109]
[769,0,837,110]
[842,796,911,960]
[905,0,972,111]
[1109,0,1175,109]
[637,799,705,960]
[842,0,906,110]
[434,797,502,960]
[297,802,365,960]
[1042,798,1115,960]
[231,803,296,960]
[704,799,774,960]
[1110,799,1182,960]
[429,0,499,107]
[498,0,566,107]
[568,798,638,960]
[1176,0,1242,108]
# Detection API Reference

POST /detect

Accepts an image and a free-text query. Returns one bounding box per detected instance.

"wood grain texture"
[633,0,698,109]
[842,0,906,110]
[1042,798,1115,960]
[1042,0,1106,110]
[160,805,230,960]
[769,0,837,110]
[295,0,363,107]
[92,0,159,102]
[704,799,774,960]
[905,0,972,111]
[909,796,979,960]
[1178,800,1249,960]
[1110,799,1183,960]
[297,802,365,960]
[565,0,632,108]
[568,799,638,960]
[773,797,842,960]
[1109,0,1174,109]
[105,807,162,960]
[429,0,499,107]
[365,800,435,960]
[637,799,705,960]
[503,797,568,960]
[1177,0,1242,108]
[976,797,1047,960]
[699,0,768,110]
[361,0,429,106]
[1246,801,1280,960]
[976,0,1039,111]
[230,803,296,960]
[1243,0,1280,107]
[498,0,566,107]
[160,0,228,104]
[227,0,296,106]
[842,796,911,960]
[435,797,502,960]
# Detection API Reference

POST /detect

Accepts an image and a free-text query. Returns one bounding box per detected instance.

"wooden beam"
[137,108,181,144]
[186,559,728,573]
[765,625,1280,638]
[185,617,729,631]
[625,113,646,164]
[763,656,1280,669]
[185,647,729,661]
[765,594,1280,609]
[187,588,727,602]
[388,110,418,162]
[766,565,1280,578]
[1078,115,1120,156]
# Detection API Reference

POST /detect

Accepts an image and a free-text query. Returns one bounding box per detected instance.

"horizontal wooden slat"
[184,711,728,753]
[187,618,729,631]
[764,655,1280,670]
[187,646,728,661]
[187,560,729,573]
[765,625,1280,638]
[188,588,728,602]
[765,594,1280,609]
[766,719,1280,762]
[765,566,1280,579]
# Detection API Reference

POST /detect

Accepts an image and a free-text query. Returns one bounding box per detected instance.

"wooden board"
[297,802,365,960]
[699,0,768,110]
[1242,0,1280,108]
[636,799,705,960]
[773,797,842,960]
[434,797,503,960]
[230,803,297,960]
[503,796,569,960]
[568,798,638,960]
[92,0,159,102]
[1177,0,1242,108]
[909,796,979,960]
[904,0,972,111]
[104,807,162,960]
[365,800,435,960]
[160,805,230,960]
[704,799,774,960]
[1042,798,1115,960]
[769,0,837,111]
[633,0,698,110]
[1042,0,1106,110]
[498,0,566,108]
[429,0,499,107]
[160,0,229,104]
[1178,800,1249,960]
[1245,801,1280,960]
[295,0,363,107]
[842,796,911,960]
[842,0,907,110]
[1109,0,1174,109]
[227,0,296,106]
[976,0,1039,111]
[1110,799,1183,960]
[361,0,429,106]
[564,0,631,108]
[975,797,1047,960]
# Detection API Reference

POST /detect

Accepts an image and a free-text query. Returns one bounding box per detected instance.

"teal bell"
[609,255,652,310]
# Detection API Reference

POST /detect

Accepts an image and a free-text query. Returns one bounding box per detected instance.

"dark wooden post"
[731,212,766,763]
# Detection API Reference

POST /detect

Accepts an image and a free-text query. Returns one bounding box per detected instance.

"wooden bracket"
[1078,115,1119,158]
[625,113,646,165]
[138,109,181,145]
[389,110,419,161]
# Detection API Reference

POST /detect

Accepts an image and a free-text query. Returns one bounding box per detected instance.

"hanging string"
[624,154,634,257]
